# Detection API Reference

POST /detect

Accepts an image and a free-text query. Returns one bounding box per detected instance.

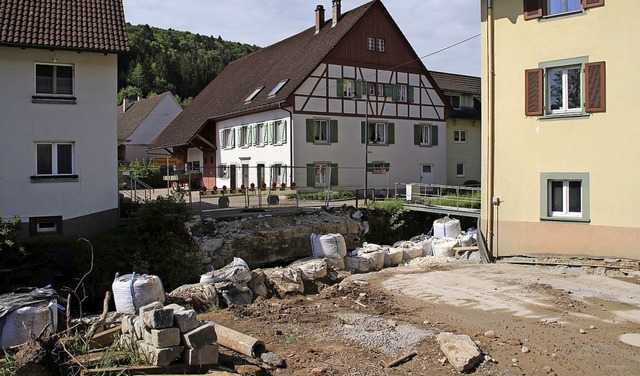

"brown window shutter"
[585,61,606,113]
[525,68,543,116]
[583,0,605,9]
[523,0,543,20]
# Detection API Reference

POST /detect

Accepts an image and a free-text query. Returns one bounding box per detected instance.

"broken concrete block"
[132,316,143,340]
[436,332,482,373]
[121,315,135,334]
[181,343,219,365]
[174,309,199,333]
[138,342,184,366]
[143,308,174,329]
[182,322,217,349]
[164,303,186,313]
[148,327,181,348]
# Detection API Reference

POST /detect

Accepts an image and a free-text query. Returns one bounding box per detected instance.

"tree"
[117,86,143,105]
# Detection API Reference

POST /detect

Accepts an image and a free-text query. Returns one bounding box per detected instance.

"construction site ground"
[200,262,640,375]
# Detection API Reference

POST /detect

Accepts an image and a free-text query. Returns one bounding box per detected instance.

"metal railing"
[120,173,154,203]
[397,183,481,214]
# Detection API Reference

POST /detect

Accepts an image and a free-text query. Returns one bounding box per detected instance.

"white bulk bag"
[416,238,434,256]
[310,233,347,259]
[288,258,328,280]
[384,247,404,267]
[344,256,372,273]
[199,266,216,284]
[112,273,165,314]
[358,250,385,271]
[266,268,304,296]
[402,246,423,261]
[432,238,459,257]
[433,217,462,239]
[325,257,345,270]
[458,234,474,247]
[0,301,58,349]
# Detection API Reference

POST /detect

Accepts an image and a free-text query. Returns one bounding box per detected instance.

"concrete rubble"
[436,331,482,372]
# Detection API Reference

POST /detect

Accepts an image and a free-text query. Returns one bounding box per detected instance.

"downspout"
[486,0,497,258]
[280,104,294,184]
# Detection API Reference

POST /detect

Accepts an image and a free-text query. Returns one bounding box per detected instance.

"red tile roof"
[150,1,376,150]
[0,0,129,52]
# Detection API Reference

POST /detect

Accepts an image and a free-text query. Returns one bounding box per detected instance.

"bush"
[127,193,202,290]
[293,191,355,200]
[120,160,164,188]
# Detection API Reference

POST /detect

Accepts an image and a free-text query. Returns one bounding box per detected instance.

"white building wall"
[216,109,293,189]
[129,95,182,145]
[0,47,118,225]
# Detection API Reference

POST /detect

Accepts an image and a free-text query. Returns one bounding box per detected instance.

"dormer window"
[268,79,289,97]
[245,86,264,103]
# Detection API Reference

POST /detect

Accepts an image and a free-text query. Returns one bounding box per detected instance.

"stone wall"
[191,208,365,270]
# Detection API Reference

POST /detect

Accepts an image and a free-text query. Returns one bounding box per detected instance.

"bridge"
[396,183,481,218]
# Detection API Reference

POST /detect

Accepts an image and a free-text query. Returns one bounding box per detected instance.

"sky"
[122,0,481,77]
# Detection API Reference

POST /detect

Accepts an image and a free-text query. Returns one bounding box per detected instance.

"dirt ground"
[199,262,640,375]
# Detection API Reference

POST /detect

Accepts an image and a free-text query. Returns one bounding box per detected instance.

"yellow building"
[480,0,639,259]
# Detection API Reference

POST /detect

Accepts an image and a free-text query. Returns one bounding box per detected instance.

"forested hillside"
[117,24,260,106]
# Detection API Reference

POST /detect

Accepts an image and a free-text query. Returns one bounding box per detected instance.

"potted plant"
[222,185,227,194]
[200,186,208,196]
[261,183,267,191]
[212,185,218,194]
[250,183,255,191]
[280,183,286,191]
[290,182,297,189]
[240,184,246,193]
[272,182,277,190]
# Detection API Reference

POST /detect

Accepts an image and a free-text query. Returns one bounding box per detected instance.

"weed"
[284,332,300,345]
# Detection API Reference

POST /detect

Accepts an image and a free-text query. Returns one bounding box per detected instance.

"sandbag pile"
[120,301,218,367]
[0,287,60,349]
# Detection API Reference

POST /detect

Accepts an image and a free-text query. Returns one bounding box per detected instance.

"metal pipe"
[486,0,497,258]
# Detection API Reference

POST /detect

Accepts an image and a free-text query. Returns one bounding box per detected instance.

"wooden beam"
[194,134,216,150]
[80,364,218,375]
[88,326,122,350]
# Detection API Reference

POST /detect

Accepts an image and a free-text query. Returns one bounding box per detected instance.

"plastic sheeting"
[0,287,60,349]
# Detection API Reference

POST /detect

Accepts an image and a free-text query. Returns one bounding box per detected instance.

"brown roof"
[429,71,481,97]
[0,0,129,52]
[151,1,376,150]
[118,92,174,142]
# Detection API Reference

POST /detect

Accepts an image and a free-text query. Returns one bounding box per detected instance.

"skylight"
[268,79,290,97]
[245,86,264,102]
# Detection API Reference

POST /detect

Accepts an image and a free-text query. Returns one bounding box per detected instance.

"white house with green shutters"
[151,0,448,193]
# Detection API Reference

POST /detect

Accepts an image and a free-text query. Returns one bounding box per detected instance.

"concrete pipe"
[212,322,266,358]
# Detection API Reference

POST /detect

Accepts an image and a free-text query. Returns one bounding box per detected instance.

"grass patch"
[286,191,355,201]
[414,192,481,209]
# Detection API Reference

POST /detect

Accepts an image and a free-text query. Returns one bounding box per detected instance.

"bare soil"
[199,262,640,375]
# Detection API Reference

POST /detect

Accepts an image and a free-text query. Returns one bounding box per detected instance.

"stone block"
[182,322,217,349]
[132,316,143,340]
[436,332,482,372]
[174,309,199,333]
[181,343,219,365]
[143,307,174,329]
[138,342,184,367]
[148,327,181,348]
[121,315,135,334]
[138,301,164,317]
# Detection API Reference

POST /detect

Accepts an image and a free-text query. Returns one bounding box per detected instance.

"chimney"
[123,97,131,113]
[315,5,325,34]
[332,0,341,27]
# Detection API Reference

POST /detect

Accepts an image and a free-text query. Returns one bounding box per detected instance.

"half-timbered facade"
[151,0,448,192]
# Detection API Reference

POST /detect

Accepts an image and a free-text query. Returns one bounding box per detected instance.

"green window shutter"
[330,120,338,143]
[267,123,274,144]
[306,119,315,143]
[366,163,373,172]
[361,121,367,144]
[330,163,338,186]
[248,125,255,146]
[219,130,225,148]
[336,78,344,97]
[231,129,236,148]
[387,123,395,144]
[384,162,390,170]
[408,85,415,103]
[384,84,395,98]
[354,79,363,97]
[306,164,315,187]
[431,125,439,146]
[281,120,287,143]
[217,165,223,178]
[413,124,421,145]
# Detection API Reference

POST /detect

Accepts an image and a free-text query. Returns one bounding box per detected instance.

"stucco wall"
[0,47,119,234]
[480,1,640,258]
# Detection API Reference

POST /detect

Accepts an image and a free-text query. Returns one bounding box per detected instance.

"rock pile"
[120,302,218,367]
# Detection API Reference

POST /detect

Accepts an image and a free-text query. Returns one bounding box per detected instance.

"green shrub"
[120,160,164,188]
[292,191,355,200]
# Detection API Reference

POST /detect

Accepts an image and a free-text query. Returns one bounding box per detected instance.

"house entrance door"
[420,164,434,184]
[242,164,249,188]
[230,165,237,190]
